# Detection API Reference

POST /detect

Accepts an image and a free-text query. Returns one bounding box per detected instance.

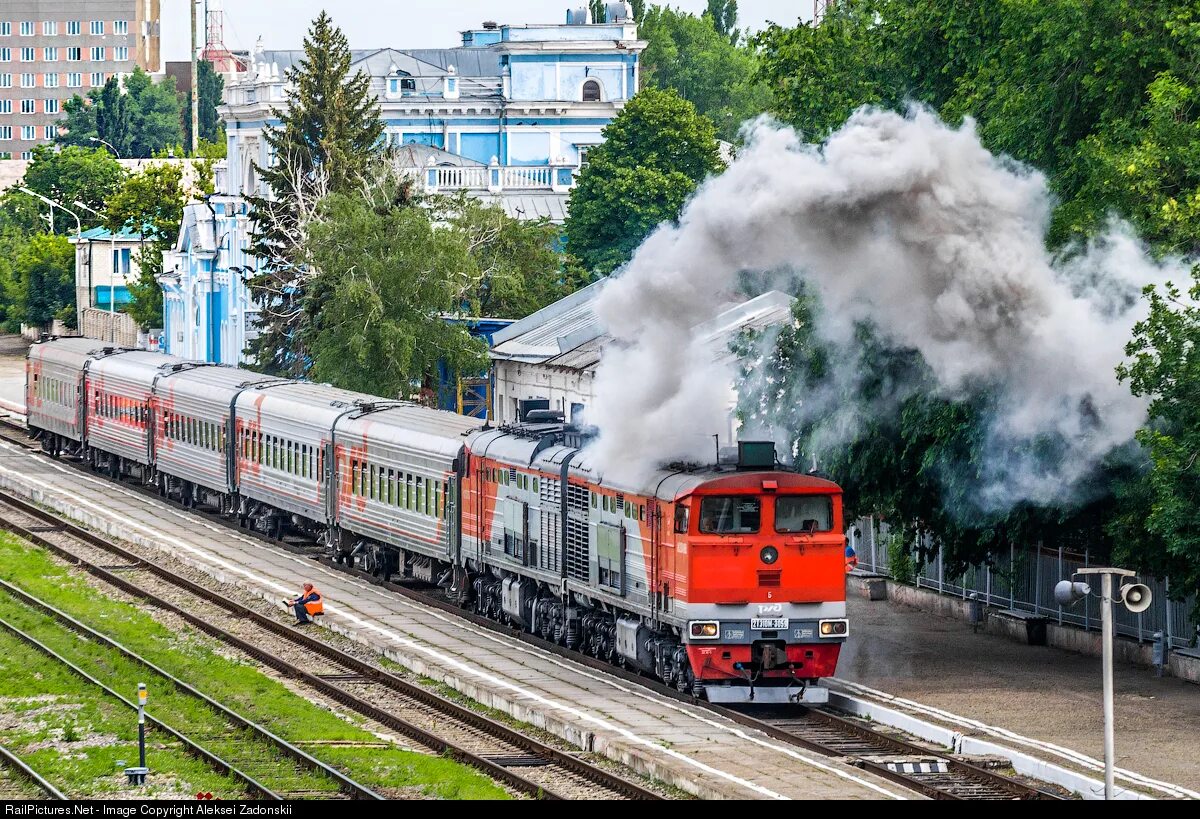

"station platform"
[838,585,1200,797]
[0,427,913,800]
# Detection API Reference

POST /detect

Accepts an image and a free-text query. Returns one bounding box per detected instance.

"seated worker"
[845,542,859,574]
[285,582,324,625]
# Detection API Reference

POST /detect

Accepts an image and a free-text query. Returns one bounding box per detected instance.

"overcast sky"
[161,1,811,59]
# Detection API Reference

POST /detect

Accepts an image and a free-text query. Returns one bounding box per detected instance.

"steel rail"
[0,743,68,799]
[0,579,383,801]
[0,490,660,801]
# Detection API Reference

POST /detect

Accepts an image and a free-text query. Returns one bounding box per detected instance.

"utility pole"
[190,0,199,156]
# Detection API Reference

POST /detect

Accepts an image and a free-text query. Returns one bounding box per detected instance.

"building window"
[0,48,9,61]
[43,125,53,140]
[66,21,80,36]
[0,100,8,113]
[19,47,33,62]
[114,21,128,36]
[43,98,58,114]
[582,79,602,102]
[44,74,58,89]
[19,22,33,37]
[113,47,128,62]
[90,21,104,36]
[19,151,30,159]
[20,99,33,114]
[0,23,9,36]
[0,152,9,159]
[43,47,57,62]
[20,125,34,141]
[19,73,33,88]
[0,74,10,88]
[42,21,56,36]
[67,72,80,87]
[67,47,80,61]
[112,248,131,276]
[90,72,104,87]
[90,47,104,62]
[0,126,11,140]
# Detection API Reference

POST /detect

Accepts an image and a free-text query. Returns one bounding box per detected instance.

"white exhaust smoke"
[584,107,1181,505]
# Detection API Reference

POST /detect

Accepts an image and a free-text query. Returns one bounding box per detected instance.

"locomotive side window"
[674,504,689,533]
[698,496,761,534]
[775,495,834,532]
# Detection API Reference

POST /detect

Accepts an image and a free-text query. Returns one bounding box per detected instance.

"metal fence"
[850,516,1199,651]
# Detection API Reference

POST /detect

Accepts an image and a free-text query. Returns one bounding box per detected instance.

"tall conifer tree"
[246,12,383,374]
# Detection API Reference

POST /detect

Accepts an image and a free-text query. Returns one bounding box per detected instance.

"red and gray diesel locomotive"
[26,338,850,704]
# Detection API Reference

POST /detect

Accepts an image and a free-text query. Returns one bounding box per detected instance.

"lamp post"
[73,200,119,343]
[1055,567,1153,799]
[88,136,121,158]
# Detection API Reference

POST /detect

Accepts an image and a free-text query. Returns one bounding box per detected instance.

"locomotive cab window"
[698,496,761,534]
[774,495,834,533]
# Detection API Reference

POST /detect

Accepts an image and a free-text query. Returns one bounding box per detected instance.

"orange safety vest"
[845,555,858,574]
[300,588,324,616]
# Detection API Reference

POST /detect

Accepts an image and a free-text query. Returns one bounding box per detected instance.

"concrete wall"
[867,578,1200,684]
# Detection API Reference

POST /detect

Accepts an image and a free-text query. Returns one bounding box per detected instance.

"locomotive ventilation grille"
[758,570,781,587]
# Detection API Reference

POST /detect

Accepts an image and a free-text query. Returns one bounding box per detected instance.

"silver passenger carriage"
[86,350,183,476]
[153,363,284,508]
[331,403,479,579]
[25,337,109,453]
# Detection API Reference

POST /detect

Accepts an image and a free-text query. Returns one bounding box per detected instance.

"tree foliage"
[640,5,770,140]
[16,234,74,329]
[298,177,567,397]
[564,87,722,274]
[184,60,226,150]
[57,68,183,157]
[5,145,124,235]
[246,12,383,375]
[104,163,197,329]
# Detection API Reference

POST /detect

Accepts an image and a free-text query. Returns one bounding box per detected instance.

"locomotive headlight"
[689,621,720,639]
[760,546,779,565]
[819,619,849,637]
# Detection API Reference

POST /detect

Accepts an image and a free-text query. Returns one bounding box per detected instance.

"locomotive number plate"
[751,617,788,630]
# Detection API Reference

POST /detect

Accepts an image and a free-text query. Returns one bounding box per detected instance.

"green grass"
[0,532,510,800]
[0,629,249,798]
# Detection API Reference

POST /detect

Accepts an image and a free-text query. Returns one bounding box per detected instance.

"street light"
[74,200,119,343]
[88,136,121,158]
[1055,568,1153,800]
[18,186,81,237]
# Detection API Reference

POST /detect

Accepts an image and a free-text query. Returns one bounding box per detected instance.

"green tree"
[301,192,486,397]
[104,163,195,329]
[18,234,75,328]
[57,68,183,157]
[705,0,739,41]
[184,60,226,149]
[4,145,124,235]
[640,5,771,140]
[124,68,185,157]
[564,87,722,274]
[446,195,569,318]
[246,11,383,375]
[1117,274,1200,594]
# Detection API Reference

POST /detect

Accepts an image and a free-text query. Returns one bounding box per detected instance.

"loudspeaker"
[1055,580,1091,607]
[1120,583,1153,613]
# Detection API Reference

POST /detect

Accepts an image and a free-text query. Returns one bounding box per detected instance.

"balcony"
[423,159,575,194]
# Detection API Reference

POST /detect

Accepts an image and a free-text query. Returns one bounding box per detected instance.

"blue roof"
[75,225,142,241]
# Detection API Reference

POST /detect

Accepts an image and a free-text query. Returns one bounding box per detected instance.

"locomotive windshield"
[698,496,761,533]
[775,495,834,532]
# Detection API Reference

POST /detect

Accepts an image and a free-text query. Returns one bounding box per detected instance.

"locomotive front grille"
[758,570,781,587]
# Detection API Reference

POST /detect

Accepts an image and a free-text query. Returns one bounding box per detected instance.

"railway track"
[0,580,381,800]
[0,744,66,799]
[0,417,1061,799]
[0,490,662,801]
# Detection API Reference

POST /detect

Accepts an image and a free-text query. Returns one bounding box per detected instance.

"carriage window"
[774,495,834,533]
[416,477,424,514]
[351,459,360,494]
[406,474,413,508]
[698,496,761,534]
[387,469,395,505]
[674,504,689,533]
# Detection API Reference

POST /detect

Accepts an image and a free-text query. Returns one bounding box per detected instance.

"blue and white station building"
[160,4,644,366]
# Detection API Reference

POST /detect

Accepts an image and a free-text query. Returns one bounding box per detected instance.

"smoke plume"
[585,107,1181,506]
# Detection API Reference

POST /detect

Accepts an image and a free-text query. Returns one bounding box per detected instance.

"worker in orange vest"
[285,582,324,625]
[845,543,859,574]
